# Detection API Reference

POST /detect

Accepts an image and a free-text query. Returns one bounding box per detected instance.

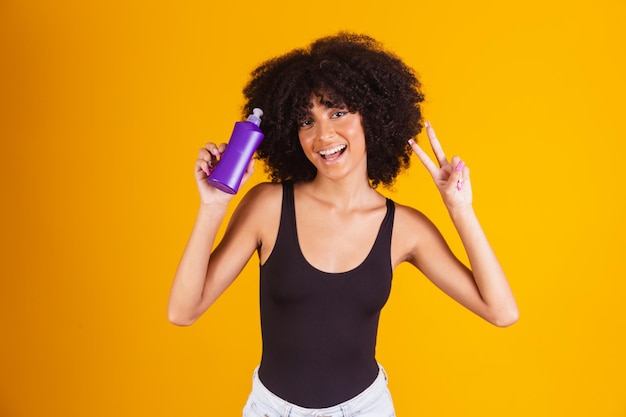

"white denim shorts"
[242,364,396,417]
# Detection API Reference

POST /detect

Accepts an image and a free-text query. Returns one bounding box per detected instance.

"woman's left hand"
[408,122,472,211]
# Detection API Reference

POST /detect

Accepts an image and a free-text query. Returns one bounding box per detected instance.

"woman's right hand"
[195,142,255,205]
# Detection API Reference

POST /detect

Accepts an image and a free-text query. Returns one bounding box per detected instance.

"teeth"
[319,145,346,156]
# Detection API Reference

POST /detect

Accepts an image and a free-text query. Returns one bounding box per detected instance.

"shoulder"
[242,181,283,203]
[232,182,284,261]
[228,182,283,238]
[391,201,443,265]
[234,182,283,218]
[219,182,283,250]
[392,201,435,229]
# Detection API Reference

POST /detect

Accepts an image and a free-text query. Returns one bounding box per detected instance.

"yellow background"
[1,0,624,416]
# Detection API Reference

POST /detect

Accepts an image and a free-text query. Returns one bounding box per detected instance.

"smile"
[319,145,346,159]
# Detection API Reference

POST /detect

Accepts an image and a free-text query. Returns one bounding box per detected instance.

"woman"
[168,32,518,416]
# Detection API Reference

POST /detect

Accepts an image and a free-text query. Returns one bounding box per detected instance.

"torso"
[253,181,421,271]
[256,182,395,407]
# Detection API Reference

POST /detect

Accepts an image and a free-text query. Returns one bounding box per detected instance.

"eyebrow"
[306,101,348,110]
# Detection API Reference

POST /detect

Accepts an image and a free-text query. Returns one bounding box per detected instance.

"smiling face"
[297,93,368,183]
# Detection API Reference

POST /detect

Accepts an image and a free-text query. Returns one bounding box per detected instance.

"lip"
[318,144,347,160]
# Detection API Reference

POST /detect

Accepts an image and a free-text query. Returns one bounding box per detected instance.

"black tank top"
[257,182,395,408]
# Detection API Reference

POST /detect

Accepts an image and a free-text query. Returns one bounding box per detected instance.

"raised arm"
[404,122,519,327]
[167,143,259,326]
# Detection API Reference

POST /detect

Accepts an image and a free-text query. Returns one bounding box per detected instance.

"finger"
[198,147,212,160]
[201,142,222,158]
[195,158,211,177]
[449,155,461,168]
[461,165,471,186]
[201,143,227,171]
[425,122,447,168]
[408,139,439,177]
[241,158,255,184]
[454,160,465,191]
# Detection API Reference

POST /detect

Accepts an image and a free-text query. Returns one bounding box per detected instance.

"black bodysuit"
[257,183,395,408]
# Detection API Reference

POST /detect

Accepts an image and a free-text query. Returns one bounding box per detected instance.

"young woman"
[168,32,518,416]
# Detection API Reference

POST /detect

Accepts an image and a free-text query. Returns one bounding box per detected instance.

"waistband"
[250,364,389,416]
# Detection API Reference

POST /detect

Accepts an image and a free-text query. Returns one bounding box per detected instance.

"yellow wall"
[1,0,624,416]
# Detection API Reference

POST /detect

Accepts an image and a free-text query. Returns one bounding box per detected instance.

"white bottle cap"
[247,108,264,126]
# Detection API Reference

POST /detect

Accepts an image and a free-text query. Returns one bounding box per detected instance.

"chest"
[261,213,393,315]
[260,188,395,314]
[294,204,387,274]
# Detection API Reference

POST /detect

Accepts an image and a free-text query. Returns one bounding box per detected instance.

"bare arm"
[168,143,259,326]
[405,122,518,327]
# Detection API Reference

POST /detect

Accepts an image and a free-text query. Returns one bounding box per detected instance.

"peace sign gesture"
[409,122,472,211]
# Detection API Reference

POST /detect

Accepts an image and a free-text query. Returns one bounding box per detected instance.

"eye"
[331,111,348,119]
[299,119,314,128]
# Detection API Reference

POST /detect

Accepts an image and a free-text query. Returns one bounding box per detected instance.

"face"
[297,94,367,182]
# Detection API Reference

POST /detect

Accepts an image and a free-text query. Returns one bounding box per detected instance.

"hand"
[408,122,472,210]
[194,142,255,205]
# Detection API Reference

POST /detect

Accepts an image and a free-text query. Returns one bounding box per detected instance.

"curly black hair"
[242,32,424,188]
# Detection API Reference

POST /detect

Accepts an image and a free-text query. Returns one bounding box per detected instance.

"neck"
[302,174,381,210]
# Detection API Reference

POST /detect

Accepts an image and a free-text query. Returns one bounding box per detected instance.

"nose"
[317,119,336,141]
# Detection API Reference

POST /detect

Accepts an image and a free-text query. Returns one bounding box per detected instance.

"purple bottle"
[208,108,264,194]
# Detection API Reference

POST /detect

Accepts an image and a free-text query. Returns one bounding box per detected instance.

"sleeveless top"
[257,182,395,408]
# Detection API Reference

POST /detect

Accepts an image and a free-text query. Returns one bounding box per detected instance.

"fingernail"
[408,138,415,145]
[425,121,431,128]
[456,161,465,172]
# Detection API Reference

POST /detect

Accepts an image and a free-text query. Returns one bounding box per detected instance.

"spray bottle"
[207,108,264,194]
